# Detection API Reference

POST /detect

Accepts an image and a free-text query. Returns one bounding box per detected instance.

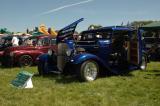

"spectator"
[11,36,19,46]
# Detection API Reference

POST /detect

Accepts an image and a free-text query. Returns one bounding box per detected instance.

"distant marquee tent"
[141,21,160,30]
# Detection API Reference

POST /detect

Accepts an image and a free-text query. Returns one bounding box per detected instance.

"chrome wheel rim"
[83,62,98,81]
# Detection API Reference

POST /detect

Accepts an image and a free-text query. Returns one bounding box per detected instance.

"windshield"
[79,31,111,41]
[37,38,56,46]
[142,30,160,38]
[23,37,38,46]
[142,30,160,46]
[23,37,56,46]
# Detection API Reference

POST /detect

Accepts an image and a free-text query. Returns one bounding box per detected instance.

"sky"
[0,0,160,32]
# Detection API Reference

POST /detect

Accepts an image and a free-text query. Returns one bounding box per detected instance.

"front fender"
[71,53,106,66]
[37,53,50,62]
[70,53,112,72]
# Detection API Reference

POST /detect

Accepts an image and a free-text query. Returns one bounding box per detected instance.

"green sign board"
[11,71,33,88]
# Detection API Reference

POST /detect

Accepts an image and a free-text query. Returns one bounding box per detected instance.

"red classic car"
[1,35,57,67]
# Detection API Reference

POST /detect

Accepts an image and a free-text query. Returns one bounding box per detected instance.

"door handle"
[94,46,99,49]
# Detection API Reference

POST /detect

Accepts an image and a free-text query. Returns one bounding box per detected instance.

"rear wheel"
[77,60,99,82]
[19,55,33,67]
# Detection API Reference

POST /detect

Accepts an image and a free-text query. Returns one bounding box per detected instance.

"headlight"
[48,49,52,56]
[66,49,72,56]
[10,52,14,57]
[36,57,39,61]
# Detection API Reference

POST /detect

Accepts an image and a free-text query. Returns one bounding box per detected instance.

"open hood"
[57,18,84,43]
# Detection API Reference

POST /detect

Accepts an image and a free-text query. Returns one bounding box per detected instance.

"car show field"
[0,62,159,106]
[0,0,160,106]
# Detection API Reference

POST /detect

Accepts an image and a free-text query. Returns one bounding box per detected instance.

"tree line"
[0,20,159,34]
[88,20,159,30]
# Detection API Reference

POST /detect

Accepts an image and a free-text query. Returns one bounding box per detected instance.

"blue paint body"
[38,26,146,74]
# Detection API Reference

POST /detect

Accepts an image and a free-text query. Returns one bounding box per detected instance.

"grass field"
[0,62,160,106]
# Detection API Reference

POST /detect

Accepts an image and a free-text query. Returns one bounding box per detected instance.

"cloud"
[39,0,94,16]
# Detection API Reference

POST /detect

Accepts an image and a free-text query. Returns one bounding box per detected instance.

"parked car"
[1,35,57,67]
[139,27,160,61]
[37,18,148,82]
[0,35,23,63]
[0,35,23,51]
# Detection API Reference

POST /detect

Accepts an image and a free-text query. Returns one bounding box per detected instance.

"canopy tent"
[141,21,160,30]
[32,32,43,36]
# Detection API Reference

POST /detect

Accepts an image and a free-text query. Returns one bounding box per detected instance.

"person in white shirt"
[12,36,19,46]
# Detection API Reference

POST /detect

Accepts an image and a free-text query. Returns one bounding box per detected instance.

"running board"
[50,70,62,74]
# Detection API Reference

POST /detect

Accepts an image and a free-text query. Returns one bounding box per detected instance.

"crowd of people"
[0,34,32,47]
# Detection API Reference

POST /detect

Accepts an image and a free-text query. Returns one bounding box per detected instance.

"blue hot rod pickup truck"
[37,18,148,82]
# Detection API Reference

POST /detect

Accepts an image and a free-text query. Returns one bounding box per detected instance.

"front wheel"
[140,55,147,71]
[38,60,49,76]
[38,61,44,75]
[77,60,99,82]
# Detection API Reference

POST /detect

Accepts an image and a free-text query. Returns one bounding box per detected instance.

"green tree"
[0,28,12,34]
[88,24,102,30]
[130,20,156,28]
